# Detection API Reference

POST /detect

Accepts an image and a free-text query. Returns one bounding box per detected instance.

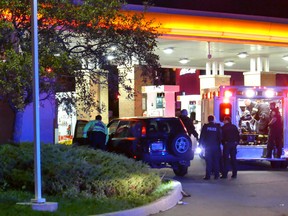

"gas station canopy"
[126,4,288,73]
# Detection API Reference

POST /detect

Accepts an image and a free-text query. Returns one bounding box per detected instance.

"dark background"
[127,0,288,19]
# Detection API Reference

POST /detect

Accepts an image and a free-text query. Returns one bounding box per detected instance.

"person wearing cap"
[82,115,108,150]
[179,109,199,140]
[221,116,240,179]
[199,115,222,180]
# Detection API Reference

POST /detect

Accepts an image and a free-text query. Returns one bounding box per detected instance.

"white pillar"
[250,57,256,72]
[212,61,218,75]
[219,62,224,75]
[205,62,211,75]
[257,56,263,72]
[263,57,269,72]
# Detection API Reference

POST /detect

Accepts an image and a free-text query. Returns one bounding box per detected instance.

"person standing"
[199,115,222,180]
[221,116,240,179]
[266,109,283,158]
[179,109,199,140]
[83,115,108,150]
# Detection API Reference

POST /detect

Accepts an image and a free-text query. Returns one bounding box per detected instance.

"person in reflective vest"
[83,115,108,150]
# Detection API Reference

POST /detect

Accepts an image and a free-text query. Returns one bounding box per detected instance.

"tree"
[0,0,161,142]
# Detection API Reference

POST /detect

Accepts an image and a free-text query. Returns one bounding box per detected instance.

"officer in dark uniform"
[199,115,222,180]
[221,116,240,179]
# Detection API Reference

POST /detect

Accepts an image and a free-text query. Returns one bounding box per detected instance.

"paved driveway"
[154,155,288,216]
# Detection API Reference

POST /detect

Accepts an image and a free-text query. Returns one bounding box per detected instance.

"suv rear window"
[109,118,184,138]
[147,118,183,134]
[114,120,143,138]
[147,120,170,134]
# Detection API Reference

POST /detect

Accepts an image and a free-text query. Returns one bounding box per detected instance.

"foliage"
[0,0,161,115]
[0,143,161,199]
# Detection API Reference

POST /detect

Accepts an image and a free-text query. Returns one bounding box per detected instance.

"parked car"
[106,117,194,176]
[72,116,194,176]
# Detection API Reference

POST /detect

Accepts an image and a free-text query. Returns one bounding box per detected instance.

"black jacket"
[179,115,198,139]
[199,122,221,149]
[222,122,240,143]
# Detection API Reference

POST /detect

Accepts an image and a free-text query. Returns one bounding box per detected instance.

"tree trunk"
[13,110,24,144]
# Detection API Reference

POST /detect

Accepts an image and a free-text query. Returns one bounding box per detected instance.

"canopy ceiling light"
[163,47,174,54]
[179,58,190,64]
[224,60,235,67]
[237,52,248,58]
[282,55,288,61]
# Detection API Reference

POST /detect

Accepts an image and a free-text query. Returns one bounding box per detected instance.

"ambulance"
[201,85,288,168]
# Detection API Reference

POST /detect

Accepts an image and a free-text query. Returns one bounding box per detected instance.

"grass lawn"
[0,181,173,216]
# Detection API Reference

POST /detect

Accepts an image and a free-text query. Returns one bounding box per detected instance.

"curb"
[94,180,183,216]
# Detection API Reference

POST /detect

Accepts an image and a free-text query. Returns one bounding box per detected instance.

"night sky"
[126,0,288,19]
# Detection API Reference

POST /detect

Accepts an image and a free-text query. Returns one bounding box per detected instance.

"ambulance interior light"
[245,89,256,97]
[264,89,275,98]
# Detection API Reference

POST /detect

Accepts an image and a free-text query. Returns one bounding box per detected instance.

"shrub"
[0,143,161,199]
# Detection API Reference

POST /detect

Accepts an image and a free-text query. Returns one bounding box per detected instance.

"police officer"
[221,116,240,179]
[199,115,222,180]
[83,115,108,150]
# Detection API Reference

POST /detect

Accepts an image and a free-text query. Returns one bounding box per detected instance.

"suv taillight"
[141,126,147,137]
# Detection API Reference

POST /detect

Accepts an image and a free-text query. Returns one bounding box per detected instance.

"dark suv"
[106,117,194,176]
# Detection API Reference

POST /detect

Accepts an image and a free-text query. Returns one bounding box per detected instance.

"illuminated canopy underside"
[140,11,288,47]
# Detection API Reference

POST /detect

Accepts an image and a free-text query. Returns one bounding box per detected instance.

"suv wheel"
[173,164,188,176]
[171,133,192,156]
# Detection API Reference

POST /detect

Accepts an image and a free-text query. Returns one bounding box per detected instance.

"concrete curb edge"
[95,180,183,216]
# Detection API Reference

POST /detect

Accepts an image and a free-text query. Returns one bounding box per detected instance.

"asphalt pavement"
[154,155,288,216]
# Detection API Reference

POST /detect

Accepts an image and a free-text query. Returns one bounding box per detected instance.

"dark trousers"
[222,142,238,177]
[205,148,220,179]
[89,131,107,150]
[267,133,283,158]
